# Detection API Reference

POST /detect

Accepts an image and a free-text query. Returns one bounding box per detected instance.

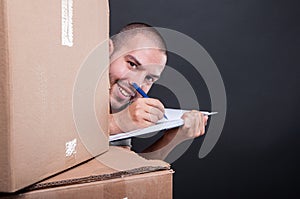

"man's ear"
[109,39,114,56]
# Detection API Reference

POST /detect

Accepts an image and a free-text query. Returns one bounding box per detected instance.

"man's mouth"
[118,84,135,98]
[118,86,130,97]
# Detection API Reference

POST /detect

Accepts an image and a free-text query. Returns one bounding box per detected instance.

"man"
[108,23,208,160]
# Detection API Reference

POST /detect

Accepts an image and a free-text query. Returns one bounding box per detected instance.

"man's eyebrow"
[126,54,161,79]
[126,55,141,66]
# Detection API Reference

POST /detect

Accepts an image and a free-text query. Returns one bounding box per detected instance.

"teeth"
[119,86,130,97]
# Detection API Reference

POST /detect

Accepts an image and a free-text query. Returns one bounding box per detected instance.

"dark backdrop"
[109,0,300,198]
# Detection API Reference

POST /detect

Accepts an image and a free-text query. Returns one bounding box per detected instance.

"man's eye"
[145,76,154,83]
[127,61,137,69]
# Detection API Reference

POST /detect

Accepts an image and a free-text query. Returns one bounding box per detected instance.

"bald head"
[110,23,167,57]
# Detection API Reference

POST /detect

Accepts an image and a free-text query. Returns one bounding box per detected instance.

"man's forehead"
[126,49,166,65]
[122,33,165,52]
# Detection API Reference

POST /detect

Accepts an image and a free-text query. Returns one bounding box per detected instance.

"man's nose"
[129,76,151,94]
[129,74,145,87]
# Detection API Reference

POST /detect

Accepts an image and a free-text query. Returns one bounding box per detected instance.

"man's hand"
[128,98,165,126]
[140,110,209,160]
[156,110,209,143]
[178,110,209,140]
[110,98,165,134]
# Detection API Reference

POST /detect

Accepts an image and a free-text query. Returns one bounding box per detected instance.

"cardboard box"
[0,0,110,192]
[0,147,173,198]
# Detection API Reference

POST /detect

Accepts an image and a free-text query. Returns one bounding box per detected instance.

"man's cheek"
[109,70,123,84]
[112,68,130,80]
[108,74,116,85]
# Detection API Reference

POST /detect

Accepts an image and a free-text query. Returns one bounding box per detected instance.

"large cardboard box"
[0,147,173,199]
[0,0,110,192]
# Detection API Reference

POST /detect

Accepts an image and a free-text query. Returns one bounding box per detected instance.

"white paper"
[109,108,217,141]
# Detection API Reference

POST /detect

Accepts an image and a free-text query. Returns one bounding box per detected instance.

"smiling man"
[108,23,208,160]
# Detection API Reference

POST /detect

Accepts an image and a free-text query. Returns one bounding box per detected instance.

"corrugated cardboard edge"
[0,0,12,192]
[0,170,173,199]
[25,147,171,191]
[95,146,171,171]
[26,166,172,191]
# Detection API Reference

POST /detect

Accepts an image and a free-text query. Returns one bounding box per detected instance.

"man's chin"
[110,100,130,113]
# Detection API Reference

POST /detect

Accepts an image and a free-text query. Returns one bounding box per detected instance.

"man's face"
[109,40,167,112]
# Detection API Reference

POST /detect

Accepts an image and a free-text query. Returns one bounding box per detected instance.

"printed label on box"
[65,138,77,157]
[62,0,73,47]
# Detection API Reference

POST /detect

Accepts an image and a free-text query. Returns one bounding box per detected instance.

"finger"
[144,98,165,113]
[144,112,161,123]
[201,119,205,135]
[138,120,155,128]
[145,106,164,120]
[182,111,200,138]
[199,113,207,135]
[136,108,159,124]
[181,112,192,128]
[194,112,201,137]
[194,111,201,136]
[204,115,208,126]
[196,112,203,136]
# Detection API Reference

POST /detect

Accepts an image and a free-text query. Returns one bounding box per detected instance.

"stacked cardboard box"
[0,147,173,198]
[0,0,110,192]
[0,0,173,197]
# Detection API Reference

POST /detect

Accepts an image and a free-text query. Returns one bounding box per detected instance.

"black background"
[109,0,299,198]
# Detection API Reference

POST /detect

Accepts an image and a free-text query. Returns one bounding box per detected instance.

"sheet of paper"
[109,108,217,141]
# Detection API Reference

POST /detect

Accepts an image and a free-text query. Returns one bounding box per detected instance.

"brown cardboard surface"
[0,0,11,193]
[0,170,173,199]
[28,146,170,190]
[0,0,109,192]
[0,146,173,198]
[96,146,170,171]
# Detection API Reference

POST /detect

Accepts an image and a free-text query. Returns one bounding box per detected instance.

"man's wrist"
[163,128,179,142]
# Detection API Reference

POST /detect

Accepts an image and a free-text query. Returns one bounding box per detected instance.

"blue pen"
[132,82,168,120]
